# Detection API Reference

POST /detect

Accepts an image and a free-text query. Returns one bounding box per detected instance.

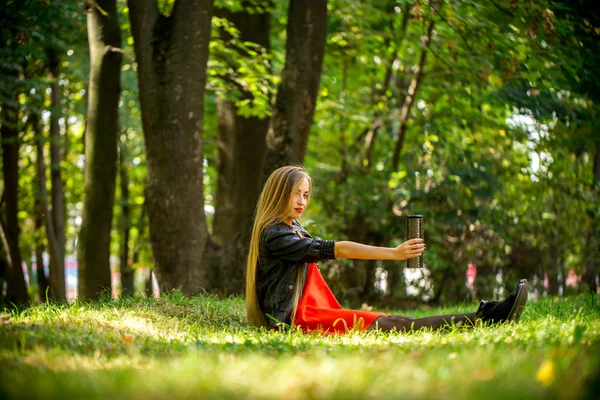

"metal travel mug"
[406,215,424,268]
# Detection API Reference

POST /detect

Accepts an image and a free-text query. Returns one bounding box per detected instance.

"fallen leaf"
[121,334,135,344]
[536,360,555,387]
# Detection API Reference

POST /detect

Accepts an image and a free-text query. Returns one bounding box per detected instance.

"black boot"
[476,279,528,323]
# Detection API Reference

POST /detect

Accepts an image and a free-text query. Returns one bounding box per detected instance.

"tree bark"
[211,2,272,293]
[119,135,134,296]
[128,0,214,293]
[547,228,560,296]
[262,0,328,177]
[48,48,67,300]
[363,119,384,168]
[0,104,29,305]
[32,114,62,300]
[34,229,49,302]
[390,11,438,172]
[77,0,122,299]
[131,196,148,295]
[0,247,7,306]
[33,188,49,302]
[582,146,600,292]
[131,193,147,268]
[144,269,154,297]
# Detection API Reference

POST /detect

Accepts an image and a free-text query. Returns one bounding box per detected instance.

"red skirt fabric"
[293,263,389,334]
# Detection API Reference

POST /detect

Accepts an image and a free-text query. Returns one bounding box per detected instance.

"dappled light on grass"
[1,293,599,399]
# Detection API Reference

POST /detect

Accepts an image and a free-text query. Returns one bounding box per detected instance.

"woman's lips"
[295,208,303,213]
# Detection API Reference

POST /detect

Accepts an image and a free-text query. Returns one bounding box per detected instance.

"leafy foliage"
[305,0,600,303]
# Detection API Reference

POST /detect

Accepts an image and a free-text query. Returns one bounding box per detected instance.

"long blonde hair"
[246,165,313,327]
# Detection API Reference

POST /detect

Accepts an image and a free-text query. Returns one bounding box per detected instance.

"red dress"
[293,263,389,334]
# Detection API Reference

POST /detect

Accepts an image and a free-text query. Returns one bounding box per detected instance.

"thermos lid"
[407,215,423,218]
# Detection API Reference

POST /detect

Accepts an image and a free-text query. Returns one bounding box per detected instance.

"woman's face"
[284,177,310,224]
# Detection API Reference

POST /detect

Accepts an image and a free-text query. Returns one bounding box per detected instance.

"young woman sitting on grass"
[246,165,528,334]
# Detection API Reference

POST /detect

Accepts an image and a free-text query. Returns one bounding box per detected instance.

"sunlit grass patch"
[1,292,598,399]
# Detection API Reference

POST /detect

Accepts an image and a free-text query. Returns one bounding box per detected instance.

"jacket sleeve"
[263,228,336,263]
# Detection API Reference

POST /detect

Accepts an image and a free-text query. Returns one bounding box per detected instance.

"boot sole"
[507,279,528,322]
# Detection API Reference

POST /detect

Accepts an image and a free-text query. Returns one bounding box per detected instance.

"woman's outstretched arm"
[334,238,425,261]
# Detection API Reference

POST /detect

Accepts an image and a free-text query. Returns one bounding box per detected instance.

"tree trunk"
[144,269,154,297]
[77,0,122,299]
[32,114,62,300]
[0,104,29,305]
[119,136,134,296]
[131,194,147,268]
[390,6,439,172]
[34,180,50,301]
[0,248,7,306]
[363,120,384,168]
[380,2,411,99]
[582,146,600,292]
[128,0,214,293]
[211,3,272,293]
[35,239,49,302]
[547,231,560,296]
[48,48,67,300]
[262,0,328,177]
[132,196,148,295]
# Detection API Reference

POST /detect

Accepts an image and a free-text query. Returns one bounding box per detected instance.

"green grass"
[1,292,599,399]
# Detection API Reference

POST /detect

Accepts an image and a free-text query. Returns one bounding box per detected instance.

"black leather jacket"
[256,220,336,326]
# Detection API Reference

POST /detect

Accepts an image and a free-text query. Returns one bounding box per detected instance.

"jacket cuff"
[319,239,336,260]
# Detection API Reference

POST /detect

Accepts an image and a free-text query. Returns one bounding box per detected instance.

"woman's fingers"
[396,239,426,260]
[406,243,425,256]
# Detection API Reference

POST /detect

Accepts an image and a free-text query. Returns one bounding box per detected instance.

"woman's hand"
[393,238,425,261]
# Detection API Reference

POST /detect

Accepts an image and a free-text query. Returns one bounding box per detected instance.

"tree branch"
[430,1,473,52]
[390,2,440,172]
[489,0,515,17]
[106,46,135,63]
[363,119,384,169]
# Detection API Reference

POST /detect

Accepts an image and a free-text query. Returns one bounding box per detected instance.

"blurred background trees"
[0,0,597,307]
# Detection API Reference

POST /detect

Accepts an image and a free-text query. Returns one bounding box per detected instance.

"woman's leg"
[367,279,529,332]
[367,313,477,332]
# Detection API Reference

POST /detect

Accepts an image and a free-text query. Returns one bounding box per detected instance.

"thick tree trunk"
[128,0,214,293]
[262,0,328,177]
[48,49,67,300]
[0,104,29,305]
[211,3,271,293]
[77,0,122,299]
[119,137,134,296]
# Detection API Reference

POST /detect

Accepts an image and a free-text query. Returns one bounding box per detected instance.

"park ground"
[0,293,599,399]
